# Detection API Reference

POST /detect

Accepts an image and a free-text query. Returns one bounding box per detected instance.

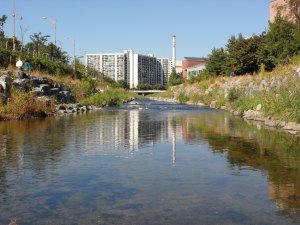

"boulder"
[233,110,243,116]
[243,110,264,121]
[56,91,75,104]
[283,122,300,132]
[256,104,262,111]
[210,100,217,108]
[13,78,31,92]
[0,75,12,102]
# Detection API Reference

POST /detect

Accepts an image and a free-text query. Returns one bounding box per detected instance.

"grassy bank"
[0,70,135,121]
[154,56,300,123]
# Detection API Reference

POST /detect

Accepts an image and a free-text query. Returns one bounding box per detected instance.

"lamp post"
[12,0,15,51]
[42,16,57,46]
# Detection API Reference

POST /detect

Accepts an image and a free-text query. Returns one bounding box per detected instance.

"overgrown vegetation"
[203,15,300,76]
[0,89,53,120]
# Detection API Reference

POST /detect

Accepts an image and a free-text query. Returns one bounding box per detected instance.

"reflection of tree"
[179,112,300,218]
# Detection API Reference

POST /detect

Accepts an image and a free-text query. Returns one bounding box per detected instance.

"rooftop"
[183,57,206,61]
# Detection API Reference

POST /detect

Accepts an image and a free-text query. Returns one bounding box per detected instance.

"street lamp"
[42,16,57,46]
[11,0,23,51]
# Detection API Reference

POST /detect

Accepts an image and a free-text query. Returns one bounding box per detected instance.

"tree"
[0,15,7,38]
[226,34,263,75]
[205,48,228,76]
[29,32,49,57]
[168,72,183,86]
[258,16,300,70]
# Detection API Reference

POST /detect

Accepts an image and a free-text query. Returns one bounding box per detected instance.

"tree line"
[204,1,300,76]
[0,14,107,82]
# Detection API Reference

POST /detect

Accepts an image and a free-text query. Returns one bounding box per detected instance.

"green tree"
[258,16,300,70]
[29,32,49,57]
[206,48,228,76]
[226,34,263,75]
[0,15,7,39]
[168,72,183,86]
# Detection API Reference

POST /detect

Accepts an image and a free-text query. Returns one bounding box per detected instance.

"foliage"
[168,72,183,86]
[0,89,53,120]
[206,48,228,76]
[227,88,241,102]
[178,93,189,104]
[81,89,131,107]
[0,15,7,38]
[205,13,300,77]
[258,16,300,71]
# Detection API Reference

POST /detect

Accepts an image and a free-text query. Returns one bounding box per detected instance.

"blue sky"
[1,0,271,60]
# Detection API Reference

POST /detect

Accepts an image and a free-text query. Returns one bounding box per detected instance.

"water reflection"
[0,99,299,224]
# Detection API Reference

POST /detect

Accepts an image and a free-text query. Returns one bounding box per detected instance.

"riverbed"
[0,99,299,225]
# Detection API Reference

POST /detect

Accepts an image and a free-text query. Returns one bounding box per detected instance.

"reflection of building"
[86,50,167,89]
[270,0,295,23]
[182,57,206,79]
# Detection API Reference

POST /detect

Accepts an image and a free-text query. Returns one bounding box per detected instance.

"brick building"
[269,0,295,23]
[182,57,206,79]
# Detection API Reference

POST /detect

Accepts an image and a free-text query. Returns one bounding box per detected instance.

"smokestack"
[172,35,176,71]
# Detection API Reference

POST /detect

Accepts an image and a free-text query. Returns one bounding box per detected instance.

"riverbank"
[151,58,300,136]
[0,70,134,121]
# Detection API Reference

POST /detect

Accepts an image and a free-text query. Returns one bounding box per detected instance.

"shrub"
[0,89,53,120]
[227,88,241,102]
[178,93,189,104]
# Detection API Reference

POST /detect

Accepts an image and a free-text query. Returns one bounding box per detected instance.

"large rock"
[13,78,31,92]
[56,91,75,103]
[0,75,12,102]
[243,110,264,121]
[283,122,300,132]
[210,100,217,108]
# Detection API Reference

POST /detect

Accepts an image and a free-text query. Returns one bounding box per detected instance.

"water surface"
[0,99,299,224]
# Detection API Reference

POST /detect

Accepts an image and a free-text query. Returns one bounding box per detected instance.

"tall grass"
[0,89,53,120]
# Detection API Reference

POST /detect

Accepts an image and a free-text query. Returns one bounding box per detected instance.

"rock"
[56,91,75,103]
[210,100,217,108]
[243,110,264,121]
[0,70,13,76]
[57,105,66,111]
[256,104,262,111]
[220,106,227,110]
[50,88,60,96]
[0,75,12,102]
[13,78,31,92]
[233,110,243,116]
[197,102,205,106]
[283,122,300,132]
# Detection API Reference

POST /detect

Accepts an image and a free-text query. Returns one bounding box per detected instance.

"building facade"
[270,0,295,23]
[86,50,168,89]
[182,57,206,79]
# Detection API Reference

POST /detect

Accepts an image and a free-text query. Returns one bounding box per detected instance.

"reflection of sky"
[0,101,299,224]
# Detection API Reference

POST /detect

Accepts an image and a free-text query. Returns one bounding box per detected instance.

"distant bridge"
[131,90,166,95]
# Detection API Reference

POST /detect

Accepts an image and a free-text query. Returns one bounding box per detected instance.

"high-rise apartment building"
[86,50,169,89]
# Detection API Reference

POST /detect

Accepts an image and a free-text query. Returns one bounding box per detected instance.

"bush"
[178,93,189,104]
[0,89,53,120]
[168,72,184,86]
[227,88,241,102]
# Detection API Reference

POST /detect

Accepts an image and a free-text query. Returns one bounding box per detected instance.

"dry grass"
[0,89,54,120]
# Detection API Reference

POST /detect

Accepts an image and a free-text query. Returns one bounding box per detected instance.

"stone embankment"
[0,70,100,116]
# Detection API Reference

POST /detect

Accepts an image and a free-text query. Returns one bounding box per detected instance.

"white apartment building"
[86,50,169,89]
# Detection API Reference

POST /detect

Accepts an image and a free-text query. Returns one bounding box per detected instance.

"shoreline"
[149,96,300,136]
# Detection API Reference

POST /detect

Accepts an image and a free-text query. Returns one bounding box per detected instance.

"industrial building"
[270,0,295,23]
[86,50,169,89]
[182,57,206,79]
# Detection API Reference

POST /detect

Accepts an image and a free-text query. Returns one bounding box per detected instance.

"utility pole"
[12,0,15,51]
[73,38,76,78]
[42,17,57,46]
